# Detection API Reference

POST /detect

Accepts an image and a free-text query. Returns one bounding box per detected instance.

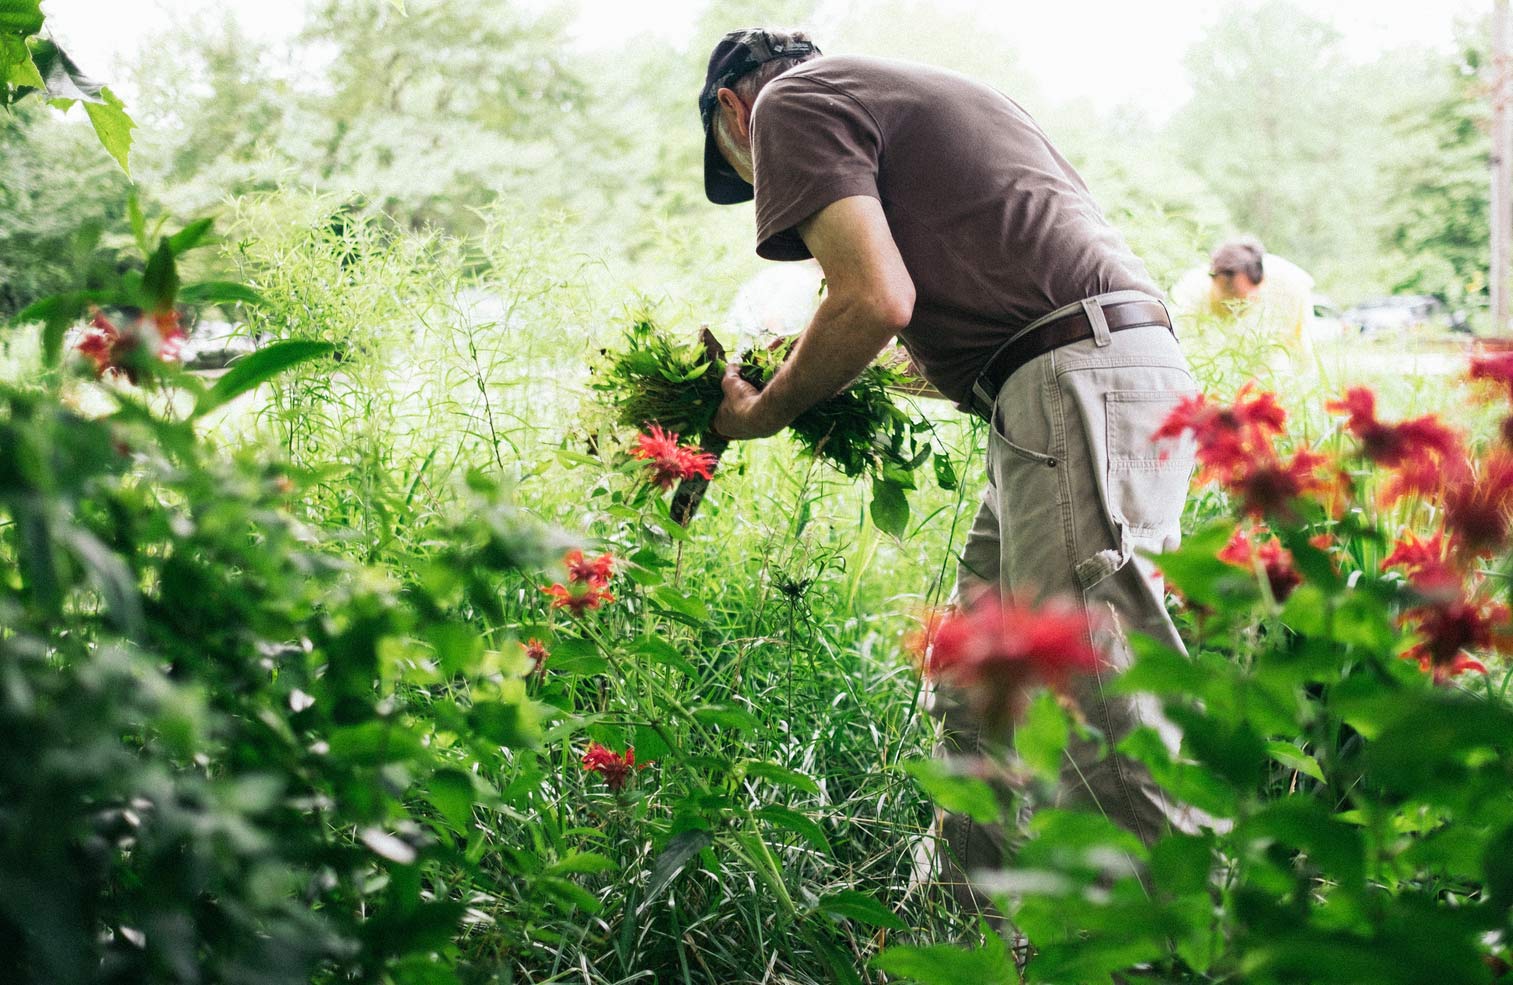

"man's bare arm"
[713,196,916,439]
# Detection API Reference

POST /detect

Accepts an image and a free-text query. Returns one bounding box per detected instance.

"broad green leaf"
[167,217,214,254]
[2,36,43,90]
[649,584,710,622]
[816,890,906,930]
[872,935,1016,985]
[30,38,101,102]
[84,86,134,175]
[63,528,143,639]
[692,704,758,731]
[193,339,335,417]
[177,281,265,307]
[424,622,482,676]
[547,852,616,877]
[740,759,820,794]
[327,721,425,764]
[426,769,475,833]
[1150,832,1215,896]
[547,637,608,677]
[1015,690,1069,782]
[870,477,909,537]
[0,0,44,35]
[639,830,713,911]
[754,804,831,854]
[141,239,177,312]
[901,758,1001,825]
[1265,740,1325,783]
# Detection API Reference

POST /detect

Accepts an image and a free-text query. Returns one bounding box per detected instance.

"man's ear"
[716,87,751,141]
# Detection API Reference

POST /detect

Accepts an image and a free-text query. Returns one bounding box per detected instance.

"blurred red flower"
[582,742,640,791]
[543,581,615,616]
[1327,387,1462,470]
[523,638,550,676]
[1442,452,1513,559]
[631,424,717,488]
[1400,595,1506,685]
[565,549,616,587]
[1228,448,1332,519]
[1382,530,1458,593]
[75,309,186,384]
[1218,525,1302,602]
[914,592,1101,724]
[1155,384,1287,484]
[1470,351,1513,399]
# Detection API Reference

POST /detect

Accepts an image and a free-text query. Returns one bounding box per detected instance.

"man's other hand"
[712,362,783,440]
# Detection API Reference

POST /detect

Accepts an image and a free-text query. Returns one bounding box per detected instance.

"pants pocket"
[1102,388,1197,548]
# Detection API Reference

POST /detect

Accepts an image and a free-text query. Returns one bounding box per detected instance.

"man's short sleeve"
[752,75,883,261]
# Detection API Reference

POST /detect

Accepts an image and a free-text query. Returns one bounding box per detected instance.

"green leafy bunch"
[594,316,724,439]
[739,336,921,480]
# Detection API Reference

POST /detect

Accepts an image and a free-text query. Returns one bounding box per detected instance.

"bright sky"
[40,0,1483,119]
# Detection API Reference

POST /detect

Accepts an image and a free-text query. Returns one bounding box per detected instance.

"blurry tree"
[0,106,133,316]
[299,0,588,231]
[1376,21,1491,305]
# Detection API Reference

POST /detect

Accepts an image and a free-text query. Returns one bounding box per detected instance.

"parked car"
[1308,294,1348,343]
[1342,295,1446,334]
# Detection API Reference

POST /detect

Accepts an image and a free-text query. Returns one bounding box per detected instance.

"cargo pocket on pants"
[1102,388,1197,553]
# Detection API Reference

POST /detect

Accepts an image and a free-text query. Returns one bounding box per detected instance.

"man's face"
[715,87,755,185]
[1211,270,1260,302]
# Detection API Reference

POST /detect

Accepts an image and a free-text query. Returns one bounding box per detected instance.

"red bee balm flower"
[1400,596,1507,685]
[915,593,1102,725]
[1470,351,1513,400]
[74,309,187,384]
[1327,387,1462,470]
[565,549,616,587]
[582,742,641,791]
[542,581,615,616]
[1228,448,1332,519]
[1218,526,1302,602]
[1441,452,1513,559]
[1155,384,1287,485]
[630,424,718,489]
[523,638,550,675]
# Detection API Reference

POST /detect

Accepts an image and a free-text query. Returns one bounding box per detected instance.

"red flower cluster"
[1217,525,1302,602]
[630,425,718,489]
[542,548,617,616]
[1327,387,1462,470]
[1441,452,1513,559]
[914,592,1102,725]
[1400,597,1508,685]
[1156,384,1328,518]
[1470,350,1513,400]
[523,638,550,677]
[75,309,186,384]
[582,742,640,792]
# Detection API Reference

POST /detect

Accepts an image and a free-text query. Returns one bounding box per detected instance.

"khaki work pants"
[930,320,1203,921]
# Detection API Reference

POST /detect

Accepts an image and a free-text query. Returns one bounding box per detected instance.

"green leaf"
[63,528,143,639]
[547,852,617,877]
[0,0,44,35]
[692,704,758,731]
[193,340,334,417]
[547,637,608,677]
[648,584,710,623]
[3,36,43,90]
[740,759,820,794]
[424,622,482,676]
[754,804,831,854]
[84,87,134,174]
[932,450,958,490]
[1015,690,1069,782]
[639,830,713,911]
[1150,832,1214,896]
[1265,740,1325,783]
[29,38,101,102]
[872,935,1016,985]
[167,218,214,254]
[426,769,475,833]
[127,192,148,253]
[177,281,265,307]
[141,239,177,312]
[16,290,109,367]
[870,477,909,537]
[816,890,906,930]
[901,758,1001,825]
[327,721,425,765]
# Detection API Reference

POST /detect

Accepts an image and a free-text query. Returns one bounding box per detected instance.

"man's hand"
[710,196,915,441]
[712,362,784,439]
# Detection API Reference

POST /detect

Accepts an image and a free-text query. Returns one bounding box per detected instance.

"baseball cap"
[700,28,821,205]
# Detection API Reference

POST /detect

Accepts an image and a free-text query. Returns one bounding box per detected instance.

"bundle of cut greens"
[594,319,956,534]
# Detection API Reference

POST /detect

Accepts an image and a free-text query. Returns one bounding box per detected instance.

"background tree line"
[0,0,1494,318]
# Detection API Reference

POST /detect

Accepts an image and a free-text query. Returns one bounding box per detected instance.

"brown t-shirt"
[750,55,1159,405]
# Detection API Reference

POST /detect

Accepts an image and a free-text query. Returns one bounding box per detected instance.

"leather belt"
[966,294,1174,421]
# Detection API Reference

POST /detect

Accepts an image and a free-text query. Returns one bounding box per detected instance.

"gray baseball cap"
[700,28,821,204]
